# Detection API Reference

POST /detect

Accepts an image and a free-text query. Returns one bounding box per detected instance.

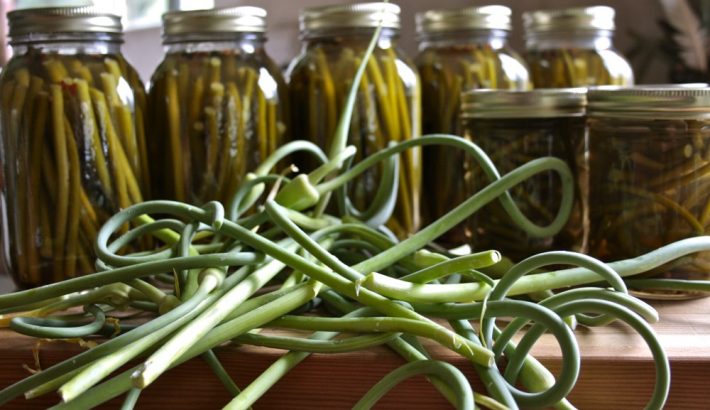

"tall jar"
[287,3,421,238]
[415,5,530,247]
[0,7,148,288]
[462,89,588,262]
[523,6,634,88]
[587,87,710,297]
[147,7,288,205]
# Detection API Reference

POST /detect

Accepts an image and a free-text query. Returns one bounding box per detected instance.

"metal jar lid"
[300,3,400,33]
[587,86,710,120]
[416,5,512,34]
[8,6,123,38]
[162,7,267,37]
[523,6,615,34]
[462,88,587,119]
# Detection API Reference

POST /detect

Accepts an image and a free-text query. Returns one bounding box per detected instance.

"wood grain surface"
[0,297,708,409]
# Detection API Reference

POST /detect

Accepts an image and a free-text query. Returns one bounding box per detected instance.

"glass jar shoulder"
[525,45,633,87]
[288,39,418,89]
[596,47,634,85]
[1,47,142,111]
[415,43,530,89]
[151,47,286,103]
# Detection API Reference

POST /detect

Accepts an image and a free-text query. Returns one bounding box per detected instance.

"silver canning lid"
[300,3,400,33]
[621,83,709,89]
[163,7,267,36]
[462,88,587,119]
[8,6,122,38]
[587,86,710,119]
[523,6,615,33]
[416,5,512,34]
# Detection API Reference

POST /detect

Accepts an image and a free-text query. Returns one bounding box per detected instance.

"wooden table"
[0,297,708,409]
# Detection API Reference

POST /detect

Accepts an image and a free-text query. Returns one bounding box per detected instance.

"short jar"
[587,86,710,297]
[147,7,288,205]
[0,7,148,287]
[462,89,588,261]
[523,6,634,88]
[415,5,531,246]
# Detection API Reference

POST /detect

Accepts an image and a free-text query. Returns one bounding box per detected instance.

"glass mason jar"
[287,3,421,238]
[147,7,288,205]
[587,87,710,297]
[0,7,148,288]
[415,5,530,247]
[462,89,588,261]
[523,6,634,88]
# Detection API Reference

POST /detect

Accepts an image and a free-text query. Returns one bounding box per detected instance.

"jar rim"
[8,6,122,38]
[523,6,615,34]
[462,88,587,118]
[587,85,710,119]
[416,6,512,33]
[162,6,267,36]
[300,3,400,33]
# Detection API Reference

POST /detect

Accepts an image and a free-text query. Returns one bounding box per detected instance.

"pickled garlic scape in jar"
[523,6,634,88]
[415,6,530,246]
[147,7,288,205]
[0,7,148,287]
[287,3,421,238]
[462,89,588,261]
[587,87,710,297]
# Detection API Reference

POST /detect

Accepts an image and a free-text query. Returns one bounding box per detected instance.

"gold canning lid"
[8,6,122,38]
[462,88,587,118]
[163,7,267,36]
[523,6,615,33]
[587,86,710,119]
[300,2,400,33]
[416,5,512,34]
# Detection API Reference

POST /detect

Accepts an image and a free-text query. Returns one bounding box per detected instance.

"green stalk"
[0,266,252,405]
[233,331,399,353]
[352,360,474,410]
[120,388,141,410]
[450,320,518,410]
[263,200,493,366]
[267,315,489,362]
[360,272,491,303]
[131,254,292,388]
[327,10,384,160]
[58,270,223,402]
[320,293,462,407]
[506,237,710,296]
[0,251,259,310]
[201,350,241,396]
[52,280,323,410]
[401,250,501,283]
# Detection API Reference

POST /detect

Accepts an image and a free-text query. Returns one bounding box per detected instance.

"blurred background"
[1,0,708,84]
